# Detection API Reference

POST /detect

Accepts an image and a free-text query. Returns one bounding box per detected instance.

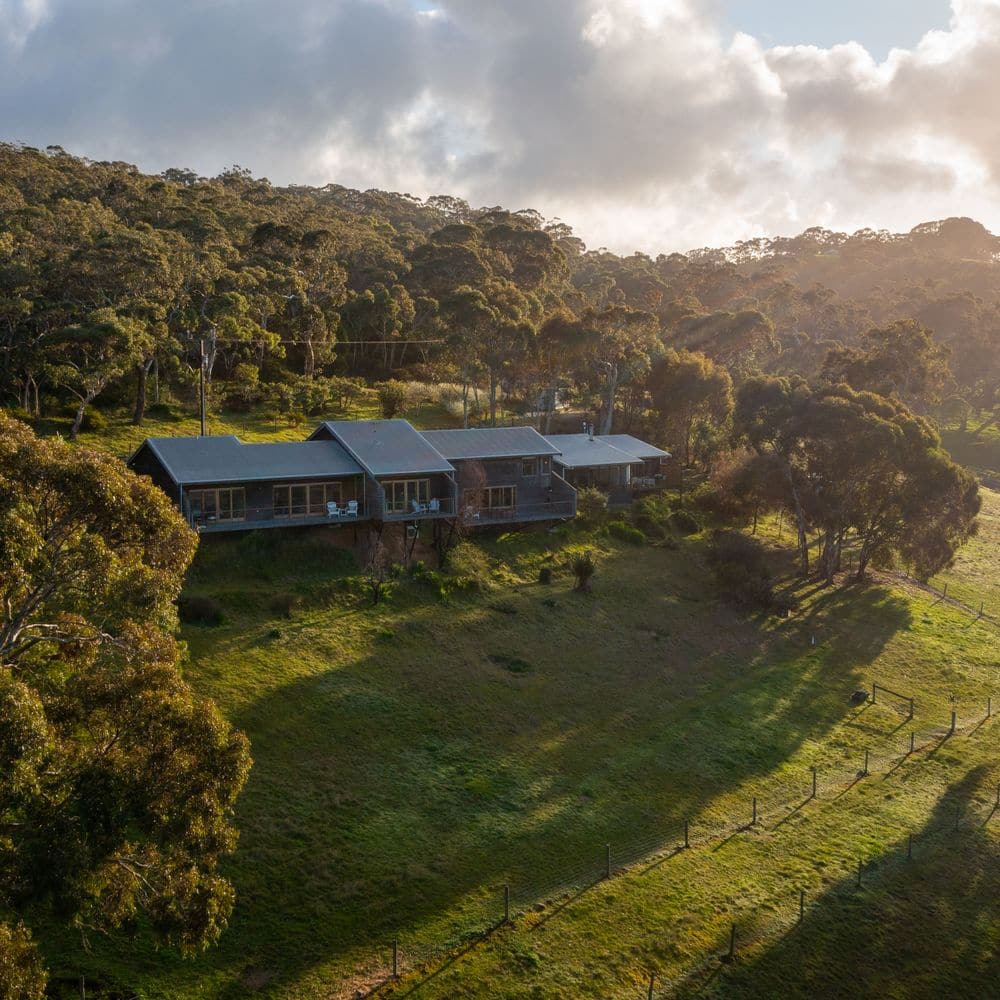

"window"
[521,458,538,478]
[384,479,430,514]
[465,485,516,511]
[273,482,342,518]
[188,488,245,524]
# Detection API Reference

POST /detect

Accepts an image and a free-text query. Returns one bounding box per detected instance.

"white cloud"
[3,0,1000,252]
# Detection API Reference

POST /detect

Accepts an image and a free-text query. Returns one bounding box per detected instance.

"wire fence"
[647,789,999,998]
[341,685,996,998]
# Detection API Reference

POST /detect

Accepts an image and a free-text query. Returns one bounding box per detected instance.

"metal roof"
[601,434,671,461]
[420,426,560,460]
[545,434,647,469]
[137,436,363,485]
[314,420,455,476]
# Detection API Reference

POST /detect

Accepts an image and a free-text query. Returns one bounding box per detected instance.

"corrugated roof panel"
[602,434,671,460]
[545,433,646,469]
[317,419,454,476]
[141,436,363,484]
[420,426,560,460]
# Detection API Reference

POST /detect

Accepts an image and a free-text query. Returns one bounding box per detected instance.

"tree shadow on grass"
[73,560,914,999]
[702,766,1000,999]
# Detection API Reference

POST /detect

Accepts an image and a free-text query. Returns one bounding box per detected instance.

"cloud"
[2,0,1000,252]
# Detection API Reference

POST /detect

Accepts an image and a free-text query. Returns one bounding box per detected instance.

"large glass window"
[521,458,538,478]
[273,482,342,518]
[384,479,430,514]
[464,486,516,511]
[188,488,245,524]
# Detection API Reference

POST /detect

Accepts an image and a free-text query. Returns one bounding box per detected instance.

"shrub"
[606,520,645,545]
[576,487,609,525]
[447,541,493,590]
[668,508,702,536]
[538,566,554,585]
[177,595,224,626]
[146,401,182,422]
[707,530,775,609]
[376,380,408,419]
[86,409,108,432]
[571,550,596,592]
[269,593,300,619]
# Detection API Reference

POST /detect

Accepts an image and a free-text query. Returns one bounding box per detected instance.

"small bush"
[668,508,702,536]
[146,401,182,422]
[177,595,224,626]
[576,487,609,525]
[78,408,108,432]
[267,627,283,639]
[707,530,775,610]
[447,541,493,590]
[538,566,554,585]
[269,593,300,619]
[606,520,645,545]
[571,550,596,592]
[376,380,408,419]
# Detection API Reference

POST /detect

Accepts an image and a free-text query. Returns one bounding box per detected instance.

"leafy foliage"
[0,413,251,990]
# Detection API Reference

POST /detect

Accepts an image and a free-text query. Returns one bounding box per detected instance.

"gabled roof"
[312,420,454,477]
[133,436,363,485]
[544,433,647,469]
[420,426,560,461]
[601,434,671,461]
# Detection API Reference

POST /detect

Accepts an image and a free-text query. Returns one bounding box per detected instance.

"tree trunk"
[599,367,618,436]
[461,381,470,428]
[133,358,152,426]
[489,372,498,427]
[70,402,86,440]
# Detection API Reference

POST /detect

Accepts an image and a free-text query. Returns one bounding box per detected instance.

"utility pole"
[199,338,207,437]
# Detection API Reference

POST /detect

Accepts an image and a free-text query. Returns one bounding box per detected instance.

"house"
[127,435,368,532]
[599,435,671,481]
[546,431,671,500]
[128,418,664,535]
[420,426,576,525]
[308,419,458,520]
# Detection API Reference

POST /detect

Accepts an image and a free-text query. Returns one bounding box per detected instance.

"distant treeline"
[2,143,1000,440]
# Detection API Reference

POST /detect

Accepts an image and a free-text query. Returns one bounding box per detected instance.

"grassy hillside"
[41,479,999,998]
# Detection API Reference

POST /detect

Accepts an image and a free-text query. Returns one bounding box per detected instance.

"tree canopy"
[0,413,251,991]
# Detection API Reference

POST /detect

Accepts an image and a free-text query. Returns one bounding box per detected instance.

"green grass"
[38,485,1000,998]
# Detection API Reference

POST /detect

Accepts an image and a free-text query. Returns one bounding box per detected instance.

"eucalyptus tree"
[0,413,251,994]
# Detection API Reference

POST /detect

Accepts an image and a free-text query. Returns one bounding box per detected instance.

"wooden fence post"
[908,697,914,720]
[950,710,957,735]
[504,884,510,923]
[988,696,992,718]
[810,766,817,799]
[752,796,757,826]
[647,971,656,999]
[684,819,690,849]
[799,888,805,923]
[392,939,399,978]
[605,843,611,879]
[872,682,877,704]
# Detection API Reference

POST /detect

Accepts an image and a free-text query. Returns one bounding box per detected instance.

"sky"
[2,0,996,254]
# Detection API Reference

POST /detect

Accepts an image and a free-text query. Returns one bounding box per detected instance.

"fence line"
[344,686,995,998]
[648,789,998,997]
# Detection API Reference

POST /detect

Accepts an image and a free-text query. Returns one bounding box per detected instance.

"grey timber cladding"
[139,436,363,485]
[315,419,455,476]
[544,434,646,469]
[420,426,560,460]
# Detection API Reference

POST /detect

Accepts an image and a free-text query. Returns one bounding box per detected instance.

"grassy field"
[39,462,999,998]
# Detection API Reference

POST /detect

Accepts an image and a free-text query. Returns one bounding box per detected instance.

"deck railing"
[461,500,576,525]
[183,501,369,532]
